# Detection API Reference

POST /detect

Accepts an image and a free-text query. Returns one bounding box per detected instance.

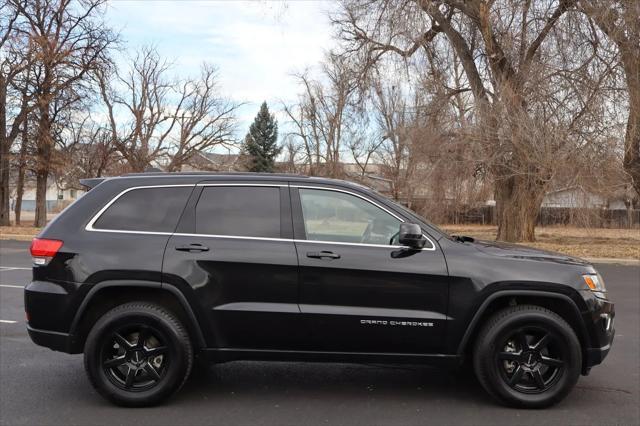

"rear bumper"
[27,325,74,354]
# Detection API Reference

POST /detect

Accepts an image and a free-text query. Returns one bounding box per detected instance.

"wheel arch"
[457,290,591,372]
[69,281,207,353]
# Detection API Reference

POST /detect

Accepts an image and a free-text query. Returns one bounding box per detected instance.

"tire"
[473,305,581,408]
[84,302,193,407]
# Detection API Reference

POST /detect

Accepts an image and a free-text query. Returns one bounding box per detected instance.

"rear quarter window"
[92,186,192,233]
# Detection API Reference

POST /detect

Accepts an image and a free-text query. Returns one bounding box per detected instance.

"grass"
[1,222,638,260]
[0,225,42,241]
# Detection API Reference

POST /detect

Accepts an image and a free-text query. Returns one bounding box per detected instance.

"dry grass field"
[0,226,42,241]
[1,223,638,260]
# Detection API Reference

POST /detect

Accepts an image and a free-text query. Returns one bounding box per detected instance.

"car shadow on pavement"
[176,361,490,405]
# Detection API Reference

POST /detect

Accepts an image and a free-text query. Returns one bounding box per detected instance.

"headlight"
[583,273,607,299]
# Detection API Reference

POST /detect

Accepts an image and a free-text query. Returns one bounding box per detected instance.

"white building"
[541,186,629,210]
[10,178,84,212]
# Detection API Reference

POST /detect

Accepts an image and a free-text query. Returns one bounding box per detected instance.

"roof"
[545,184,636,201]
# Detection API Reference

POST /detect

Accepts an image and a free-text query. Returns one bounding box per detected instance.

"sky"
[105,0,336,134]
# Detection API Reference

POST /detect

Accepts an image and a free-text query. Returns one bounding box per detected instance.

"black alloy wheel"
[84,302,193,407]
[101,325,169,391]
[473,305,582,408]
[495,327,565,394]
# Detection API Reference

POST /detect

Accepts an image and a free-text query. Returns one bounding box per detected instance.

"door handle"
[175,243,209,252]
[306,251,340,259]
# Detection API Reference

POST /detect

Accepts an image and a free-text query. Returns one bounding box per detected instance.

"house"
[541,186,633,210]
[179,152,241,172]
[10,177,84,213]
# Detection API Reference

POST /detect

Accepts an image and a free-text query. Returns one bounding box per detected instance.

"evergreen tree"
[243,102,281,172]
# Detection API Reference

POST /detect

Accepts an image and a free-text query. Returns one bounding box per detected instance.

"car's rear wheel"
[473,305,581,408]
[84,302,193,406]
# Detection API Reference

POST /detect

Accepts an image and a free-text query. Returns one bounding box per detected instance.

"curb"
[0,235,36,241]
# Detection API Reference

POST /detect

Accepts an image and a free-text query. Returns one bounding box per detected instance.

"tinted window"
[195,186,281,238]
[93,186,192,232]
[299,188,400,245]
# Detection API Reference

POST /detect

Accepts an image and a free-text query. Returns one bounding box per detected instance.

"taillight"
[30,238,63,264]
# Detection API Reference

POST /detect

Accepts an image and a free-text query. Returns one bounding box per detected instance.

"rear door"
[291,185,450,354]
[162,181,303,350]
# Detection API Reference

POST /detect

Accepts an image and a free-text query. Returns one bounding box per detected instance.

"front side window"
[299,188,401,245]
[93,186,192,232]
[195,186,281,238]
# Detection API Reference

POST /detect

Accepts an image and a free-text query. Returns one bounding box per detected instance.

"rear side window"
[195,186,281,238]
[92,187,192,233]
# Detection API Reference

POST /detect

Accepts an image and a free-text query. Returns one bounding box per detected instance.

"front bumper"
[581,293,615,372]
[586,341,613,368]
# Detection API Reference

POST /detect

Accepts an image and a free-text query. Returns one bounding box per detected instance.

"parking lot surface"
[0,239,638,425]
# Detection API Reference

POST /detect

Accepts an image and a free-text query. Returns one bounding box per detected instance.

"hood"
[471,239,591,266]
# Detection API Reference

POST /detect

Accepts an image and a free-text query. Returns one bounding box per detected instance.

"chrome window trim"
[86,183,284,234]
[85,184,195,233]
[197,183,286,187]
[172,233,425,250]
[292,185,436,251]
[85,182,437,251]
[294,239,428,250]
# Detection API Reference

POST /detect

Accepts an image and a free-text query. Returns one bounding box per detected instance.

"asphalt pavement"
[0,239,638,426]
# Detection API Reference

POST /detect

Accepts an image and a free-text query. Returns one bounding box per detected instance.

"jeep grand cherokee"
[25,173,614,407]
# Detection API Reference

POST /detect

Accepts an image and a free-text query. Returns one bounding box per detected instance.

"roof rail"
[121,171,308,178]
[79,178,105,190]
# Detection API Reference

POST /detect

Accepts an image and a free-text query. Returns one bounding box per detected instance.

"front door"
[163,182,303,350]
[292,185,450,354]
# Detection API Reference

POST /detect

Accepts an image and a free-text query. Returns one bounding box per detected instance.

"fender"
[69,280,206,349]
[455,289,590,356]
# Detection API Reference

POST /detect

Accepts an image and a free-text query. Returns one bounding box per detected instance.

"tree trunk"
[0,74,10,226]
[494,175,545,242]
[15,120,28,226]
[34,169,47,227]
[34,104,52,227]
[14,166,24,226]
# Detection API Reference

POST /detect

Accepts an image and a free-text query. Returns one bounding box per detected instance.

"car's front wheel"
[84,302,193,406]
[473,305,582,408]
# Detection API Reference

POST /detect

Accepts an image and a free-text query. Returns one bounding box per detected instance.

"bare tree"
[164,64,240,171]
[284,54,359,177]
[12,0,116,226]
[333,0,619,241]
[277,134,304,173]
[0,0,32,225]
[54,116,120,190]
[98,47,173,172]
[99,48,240,172]
[581,1,640,196]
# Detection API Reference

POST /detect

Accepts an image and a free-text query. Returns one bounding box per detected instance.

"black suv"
[25,173,614,407]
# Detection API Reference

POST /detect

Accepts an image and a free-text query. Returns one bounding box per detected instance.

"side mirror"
[398,223,426,249]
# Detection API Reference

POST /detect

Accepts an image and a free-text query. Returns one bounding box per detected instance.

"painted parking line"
[0,266,31,270]
[0,320,17,324]
[0,284,24,289]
